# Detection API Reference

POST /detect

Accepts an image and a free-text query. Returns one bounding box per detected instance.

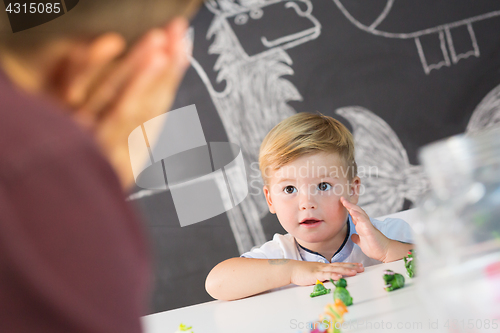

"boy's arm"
[382,240,414,263]
[340,197,414,263]
[205,257,363,301]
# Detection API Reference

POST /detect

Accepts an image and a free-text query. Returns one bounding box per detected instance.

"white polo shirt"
[241,215,413,267]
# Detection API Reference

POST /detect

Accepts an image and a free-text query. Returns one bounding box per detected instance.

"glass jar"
[415,127,500,332]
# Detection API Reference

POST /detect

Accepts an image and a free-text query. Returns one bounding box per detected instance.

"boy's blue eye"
[318,182,332,191]
[283,185,297,194]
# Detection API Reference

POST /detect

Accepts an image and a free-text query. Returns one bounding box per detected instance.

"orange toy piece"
[324,299,348,323]
[315,299,349,333]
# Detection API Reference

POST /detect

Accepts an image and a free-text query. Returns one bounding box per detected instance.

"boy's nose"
[299,186,317,210]
[300,201,317,210]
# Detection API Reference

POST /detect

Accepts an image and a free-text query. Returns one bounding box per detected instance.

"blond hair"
[259,112,357,183]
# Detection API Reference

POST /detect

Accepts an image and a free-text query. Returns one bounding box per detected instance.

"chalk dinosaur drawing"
[187,0,322,253]
[332,0,500,74]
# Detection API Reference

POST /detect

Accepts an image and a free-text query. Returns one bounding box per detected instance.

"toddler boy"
[205,113,413,301]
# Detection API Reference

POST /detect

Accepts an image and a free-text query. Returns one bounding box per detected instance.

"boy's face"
[263,152,360,245]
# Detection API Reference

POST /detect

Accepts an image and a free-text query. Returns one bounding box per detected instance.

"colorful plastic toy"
[383,270,405,291]
[310,280,331,297]
[330,278,353,306]
[404,249,416,278]
[310,299,348,333]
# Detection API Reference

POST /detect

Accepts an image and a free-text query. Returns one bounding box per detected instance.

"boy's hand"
[289,260,363,286]
[340,197,392,262]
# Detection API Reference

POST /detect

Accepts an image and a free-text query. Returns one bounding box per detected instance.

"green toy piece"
[330,278,353,306]
[383,270,405,291]
[310,280,331,297]
[404,249,416,278]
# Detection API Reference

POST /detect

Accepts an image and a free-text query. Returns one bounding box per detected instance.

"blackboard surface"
[131,1,500,313]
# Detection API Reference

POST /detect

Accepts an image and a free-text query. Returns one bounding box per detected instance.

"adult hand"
[57,18,190,188]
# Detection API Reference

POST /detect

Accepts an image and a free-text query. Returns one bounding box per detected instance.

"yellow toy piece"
[175,323,193,333]
[310,280,332,297]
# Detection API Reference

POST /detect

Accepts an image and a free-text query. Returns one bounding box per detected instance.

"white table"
[142,209,447,333]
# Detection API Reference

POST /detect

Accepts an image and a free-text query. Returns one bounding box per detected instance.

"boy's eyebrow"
[275,177,296,184]
[275,174,339,183]
[317,173,339,179]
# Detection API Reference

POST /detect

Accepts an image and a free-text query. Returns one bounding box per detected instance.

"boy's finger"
[341,197,369,219]
[351,234,360,246]
[322,266,358,276]
[349,209,366,220]
[330,273,342,281]
[329,262,364,273]
[319,273,342,282]
[329,262,362,268]
[340,197,358,214]
[340,197,362,213]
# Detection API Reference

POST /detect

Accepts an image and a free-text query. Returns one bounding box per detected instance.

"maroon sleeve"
[0,132,151,333]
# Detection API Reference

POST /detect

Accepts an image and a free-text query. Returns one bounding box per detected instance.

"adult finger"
[77,28,169,121]
[113,18,189,122]
[64,33,127,107]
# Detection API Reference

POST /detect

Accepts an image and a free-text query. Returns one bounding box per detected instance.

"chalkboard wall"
[131,0,500,313]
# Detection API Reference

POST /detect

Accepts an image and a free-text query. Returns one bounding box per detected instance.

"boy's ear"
[263,186,276,214]
[349,176,361,205]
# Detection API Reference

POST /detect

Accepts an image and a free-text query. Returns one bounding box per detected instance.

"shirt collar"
[296,215,355,263]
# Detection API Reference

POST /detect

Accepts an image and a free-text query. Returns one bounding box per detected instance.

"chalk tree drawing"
[332,0,500,74]
[467,83,500,133]
[188,0,322,253]
[336,106,430,218]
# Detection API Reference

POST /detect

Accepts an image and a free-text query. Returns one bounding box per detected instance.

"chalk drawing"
[467,83,500,133]
[193,0,321,253]
[332,0,500,74]
[129,1,500,253]
[336,81,500,217]
[128,0,321,253]
[336,106,430,218]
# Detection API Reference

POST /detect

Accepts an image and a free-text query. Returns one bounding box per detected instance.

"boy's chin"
[294,233,330,245]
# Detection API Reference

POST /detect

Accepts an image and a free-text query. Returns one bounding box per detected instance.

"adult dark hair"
[0,0,202,50]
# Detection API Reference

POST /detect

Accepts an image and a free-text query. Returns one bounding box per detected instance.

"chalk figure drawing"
[332,0,500,74]
[188,0,321,253]
[131,0,500,254]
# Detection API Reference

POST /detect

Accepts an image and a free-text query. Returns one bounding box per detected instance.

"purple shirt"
[0,70,150,333]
